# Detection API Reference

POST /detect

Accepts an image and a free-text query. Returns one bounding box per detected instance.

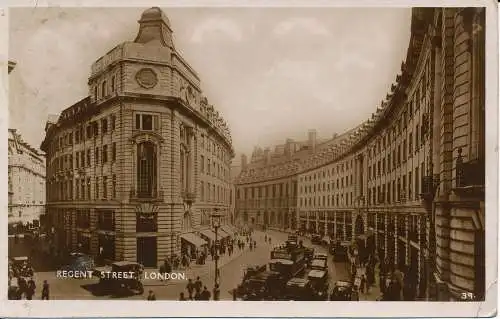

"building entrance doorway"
[137,237,157,268]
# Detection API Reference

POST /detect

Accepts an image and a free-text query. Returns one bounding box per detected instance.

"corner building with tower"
[41,7,234,268]
[235,7,485,301]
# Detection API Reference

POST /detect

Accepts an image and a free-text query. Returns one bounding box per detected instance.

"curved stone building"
[235,7,485,301]
[41,7,234,267]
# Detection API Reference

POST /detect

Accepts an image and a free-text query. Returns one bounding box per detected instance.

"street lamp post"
[211,210,223,287]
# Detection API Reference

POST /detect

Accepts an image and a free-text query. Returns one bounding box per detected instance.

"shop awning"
[180,233,207,247]
[217,229,231,238]
[221,225,236,236]
[200,229,217,241]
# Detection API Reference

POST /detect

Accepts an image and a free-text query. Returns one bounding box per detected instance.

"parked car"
[330,280,358,301]
[311,234,322,244]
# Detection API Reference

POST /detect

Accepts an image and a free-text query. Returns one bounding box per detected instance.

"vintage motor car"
[332,241,351,262]
[310,258,328,275]
[307,269,329,300]
[94,261,144,294]
[237,271,284,300]
[60,252,95,275]
[243,264,267,280]
[304,247,315,266]
[330,280,358,301]
[313,252,328,261]
[282,277,316,301]
[311,234,322,245]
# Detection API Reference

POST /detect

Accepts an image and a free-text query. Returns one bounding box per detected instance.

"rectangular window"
[75,129,80,144]
[201,155,205,173]
[101,118,108,134]
[103,176,108,199]
[111,115,116,130]
[92,122,99,137]
[86,150,91,167]
[135,113,158,131]
[208,159,211,175]
[111,76,115,92]
[112,143,116,161]
[95,147,100,165]
[86,125,92,139]
[102,145,108,163]
[75,153,79,169]
[95,177,100,199]
[112,175,116,199]
[415,167,419,200]
[76,179,80,200]
[97,210,115,231]
[201,181,204,200]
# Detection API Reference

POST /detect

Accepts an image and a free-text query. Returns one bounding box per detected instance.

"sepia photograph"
[2,0,497,317]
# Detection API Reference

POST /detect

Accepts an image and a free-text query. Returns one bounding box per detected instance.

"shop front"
[180,232,208,259]
[200,229,217,247]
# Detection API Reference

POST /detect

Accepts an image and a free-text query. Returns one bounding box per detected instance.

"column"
[333,212,337,239]
[343,212,347,241]
[384,214,388,262]
[405,215,409,265]
[324,212,328,236]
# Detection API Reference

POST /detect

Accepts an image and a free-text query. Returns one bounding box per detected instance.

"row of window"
[367,162,425,204]
[199,181,231,203]
[300,175,354,194]
[300,160,354,182]
[200,133,230,163]
[50,143,117,172]
[236,182,298,200]
[300,191,354,208]
[200,155,229,181]
[47,175,117,201]
[93,74,117,101]
[367,121,429,181]
[52,115,117,153]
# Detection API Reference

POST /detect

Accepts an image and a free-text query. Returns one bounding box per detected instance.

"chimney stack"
[308,129,317,153]
[241,154,248,169]
[264,147,271,164]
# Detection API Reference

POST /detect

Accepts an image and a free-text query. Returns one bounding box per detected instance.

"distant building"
[8,129,46,226]
[40,7,235,267]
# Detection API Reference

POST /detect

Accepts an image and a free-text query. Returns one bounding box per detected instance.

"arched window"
[101,81,107,97]
[137,142,157,198]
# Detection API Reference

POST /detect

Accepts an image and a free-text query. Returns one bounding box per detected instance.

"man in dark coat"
[41,280,50,300]
[200,286,211,300]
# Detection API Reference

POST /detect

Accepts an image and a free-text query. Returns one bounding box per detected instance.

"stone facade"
[234,7,485,301]
[40,7,234,267]
[8,129,46,225]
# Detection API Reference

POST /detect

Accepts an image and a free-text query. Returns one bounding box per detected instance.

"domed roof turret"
[139,7,171,27]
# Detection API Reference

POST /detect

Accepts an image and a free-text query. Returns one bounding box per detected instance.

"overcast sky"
[8,7,411,160]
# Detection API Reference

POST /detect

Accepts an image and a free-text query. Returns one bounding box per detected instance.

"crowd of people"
[8,258,50,300]
[149,229,258,301]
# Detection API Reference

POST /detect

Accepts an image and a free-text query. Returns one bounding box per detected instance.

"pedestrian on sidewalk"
[147,290,156,300]
[201,286,211,300]
[41,280,49,300]
[26,278,36,300]
[194,290,201,300]
[186,279,195,299]
[360,274,366,294]
[194,276,202,294]
[213,284,220,301]
[179,292,186,301]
